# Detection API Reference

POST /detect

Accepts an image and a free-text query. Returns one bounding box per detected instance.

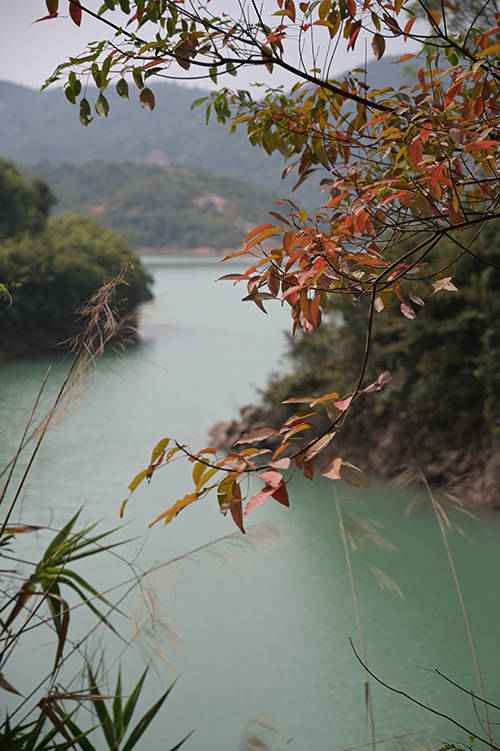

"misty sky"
[1,2,421,90]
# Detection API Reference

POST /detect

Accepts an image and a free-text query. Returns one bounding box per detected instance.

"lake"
[2,257,500,751]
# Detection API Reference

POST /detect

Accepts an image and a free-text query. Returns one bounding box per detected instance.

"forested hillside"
[1,56,406,186]
[0,78,283,186]
[1,57,409,250]
[31,161,275,250]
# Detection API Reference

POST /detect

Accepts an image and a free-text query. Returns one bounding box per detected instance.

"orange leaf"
[234,427,278,445]
[464,140,500,152]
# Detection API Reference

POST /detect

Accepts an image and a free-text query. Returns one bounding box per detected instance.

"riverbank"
[209,403,500,509]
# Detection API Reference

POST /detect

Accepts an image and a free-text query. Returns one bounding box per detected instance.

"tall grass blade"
[122,678,178,751]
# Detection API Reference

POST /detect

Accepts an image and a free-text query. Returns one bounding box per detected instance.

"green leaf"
[149,437,169,465]
[0,673,22,696]
[57,568,125,616]
[43,511,80,562]
[113,669,124,745]
[65,86,76,104]
[79,97,92,126]
[24,712,50,751]
[122,669,148,736]
[190,96,208,110]
[116,78,129,99]
[132,68,144,89]
[168,731,195,751]
[95,93,110,118]
[53,713,96,751]
[122,679,178,751]
[86,665,116,751]
[128,469,149,493]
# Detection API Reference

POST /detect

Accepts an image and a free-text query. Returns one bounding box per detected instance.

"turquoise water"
[1,257,500,751]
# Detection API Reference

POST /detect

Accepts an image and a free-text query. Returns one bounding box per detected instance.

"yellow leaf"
[150,437,170,465]
[217,473,239,510]
[149,492,199,527]
[192,460,208,486]
[478,43,500,57]
[310,391,340,406]
[166,446,182,461]
[128,469,149,494]
[196,466,219,489]
[245,226,281,251]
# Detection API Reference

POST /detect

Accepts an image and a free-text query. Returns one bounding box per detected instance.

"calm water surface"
[2,257,500,751]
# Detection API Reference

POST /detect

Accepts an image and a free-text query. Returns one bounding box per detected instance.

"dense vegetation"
[32,161,275,250]
[0,161,152,357]
[255,225,500,494]
[0,157,55,241]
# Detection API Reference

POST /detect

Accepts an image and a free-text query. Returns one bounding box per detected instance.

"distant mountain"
[0,56,408,188]
[0,78,286,188]
[4,57,411,250]
[31,161,275,251]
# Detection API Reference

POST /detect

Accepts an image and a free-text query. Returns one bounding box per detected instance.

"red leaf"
[259,470,284,489]
[245,487,274,515]
[408,137,423,166]
[69,0,82,26]
[271,483,289,507]
[35,13,59,21]
[334,395,353,412]
[268,458,291,471]
[230,500,245,534]
[400,302,416,320]
[371,33,385,60]
[464,139,500,152]
[303,459,315,480]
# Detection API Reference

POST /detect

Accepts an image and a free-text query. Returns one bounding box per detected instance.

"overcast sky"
[1,1,421,90]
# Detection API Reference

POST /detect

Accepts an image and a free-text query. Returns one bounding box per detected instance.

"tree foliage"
[39,0,500,530]
[0,159,55,242]
[0,213,152,356]
[260,222,500,471]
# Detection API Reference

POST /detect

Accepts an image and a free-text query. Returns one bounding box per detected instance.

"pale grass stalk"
[334,486,376,751]
[421,474,493,747]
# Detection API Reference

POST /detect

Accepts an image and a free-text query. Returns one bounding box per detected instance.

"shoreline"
[208,404,500,510]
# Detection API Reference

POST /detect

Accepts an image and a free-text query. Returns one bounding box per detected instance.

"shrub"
[0,214,152,357]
